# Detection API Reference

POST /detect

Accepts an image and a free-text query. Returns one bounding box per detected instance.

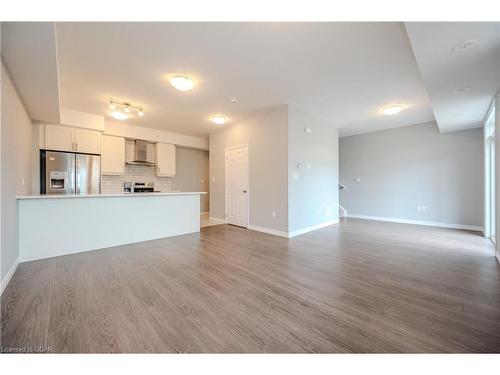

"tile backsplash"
[101,164,174,193]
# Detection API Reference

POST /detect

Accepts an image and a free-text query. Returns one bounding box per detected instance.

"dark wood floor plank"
[1,218,499,353]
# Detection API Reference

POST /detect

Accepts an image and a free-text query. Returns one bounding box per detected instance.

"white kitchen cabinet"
[44,124,75,152]
[156,143,176,176]
[74,128,101,154]
[101,135,125,175]
[43,124,101,154]
[147,143,155,163]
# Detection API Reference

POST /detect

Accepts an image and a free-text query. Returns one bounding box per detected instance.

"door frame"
[225,143,249,228]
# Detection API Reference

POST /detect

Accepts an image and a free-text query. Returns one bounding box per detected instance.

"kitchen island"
[17,192,207,262]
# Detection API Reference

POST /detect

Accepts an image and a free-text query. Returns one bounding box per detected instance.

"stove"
[124,181,158,193]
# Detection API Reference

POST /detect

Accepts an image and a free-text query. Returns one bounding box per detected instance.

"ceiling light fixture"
[107,99,144,120]
[210,115,227,125]
[382,105,405,116]
[453,39,478,52]
[170,75,194,91]
[109,111,130,120]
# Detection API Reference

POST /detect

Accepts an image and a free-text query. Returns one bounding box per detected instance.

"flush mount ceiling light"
[382,105,405,116]
[453,39,478,52]
[170,75,194,91]
[108,99,144,121]
[210,115,227,125]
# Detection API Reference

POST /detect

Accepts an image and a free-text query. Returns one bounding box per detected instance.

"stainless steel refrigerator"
[40,150,101,195]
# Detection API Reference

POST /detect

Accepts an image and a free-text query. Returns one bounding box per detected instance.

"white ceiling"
[405,22,500,133]
[1,22,61,123]
[55,22,435,137]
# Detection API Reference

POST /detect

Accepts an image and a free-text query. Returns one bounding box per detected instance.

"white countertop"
[17,192,207,200]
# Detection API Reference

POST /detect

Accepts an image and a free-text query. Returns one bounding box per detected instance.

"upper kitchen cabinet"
[101,135,125,175]
[74,128,101,154]
[156,143,176,177]
[43,124,74,151]
[42,124,101,154]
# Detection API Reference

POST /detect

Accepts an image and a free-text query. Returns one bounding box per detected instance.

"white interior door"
[225,145,249,227]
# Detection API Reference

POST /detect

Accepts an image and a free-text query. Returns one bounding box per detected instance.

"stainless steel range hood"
[126,140,156,166]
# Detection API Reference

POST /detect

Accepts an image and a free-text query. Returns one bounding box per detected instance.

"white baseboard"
[247,225,289,238]
[346,214,483,232]
[1,257,20,295]
[289,220,339,238]
[248,220,339,239]
[209,216,227,225]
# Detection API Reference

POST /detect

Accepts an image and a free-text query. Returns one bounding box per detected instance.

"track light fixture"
[108,99,144,120]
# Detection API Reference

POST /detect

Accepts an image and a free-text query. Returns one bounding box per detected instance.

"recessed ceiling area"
[1,22,61,123]
[405,22,500,133]
[55,22,436,137]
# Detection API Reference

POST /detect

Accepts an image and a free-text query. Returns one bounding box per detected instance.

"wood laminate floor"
[1,219,499,353]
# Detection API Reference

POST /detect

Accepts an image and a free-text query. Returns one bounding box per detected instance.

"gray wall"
[288,108,339,232]
[1,62,33,282]
[340,121,483,227]
[174,147,209,212]
[209,106,289,232]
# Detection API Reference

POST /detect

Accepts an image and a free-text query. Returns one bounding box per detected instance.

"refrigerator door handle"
[76,158,80,194]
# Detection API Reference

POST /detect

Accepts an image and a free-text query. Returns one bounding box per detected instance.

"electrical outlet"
[417,205,422,212]
[355,177,361,183]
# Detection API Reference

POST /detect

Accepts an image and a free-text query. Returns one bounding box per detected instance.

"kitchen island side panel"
[18,194,201,262]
